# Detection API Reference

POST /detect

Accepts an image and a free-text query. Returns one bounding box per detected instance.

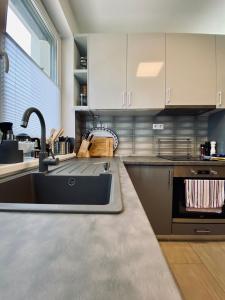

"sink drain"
[67,177,76,187]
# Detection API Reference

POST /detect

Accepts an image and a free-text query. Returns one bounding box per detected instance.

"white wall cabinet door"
[127,33,165,109]
[166,34,216,106]
[88,34,127,109]
[216,35,225,108]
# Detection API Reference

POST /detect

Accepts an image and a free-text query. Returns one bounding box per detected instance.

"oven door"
[172,166,225,223]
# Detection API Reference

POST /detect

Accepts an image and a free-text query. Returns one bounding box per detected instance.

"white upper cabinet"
[88,34,127,109]
[216,35,225,108]
[166,34,216,106]
[88,33,218,110]
[127,34,165,109]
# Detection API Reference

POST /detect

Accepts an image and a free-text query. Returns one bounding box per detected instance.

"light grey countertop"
[0,159,182,300]
[122,156,225,166]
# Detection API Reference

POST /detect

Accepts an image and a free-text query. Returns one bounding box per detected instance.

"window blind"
[0,33,61,138]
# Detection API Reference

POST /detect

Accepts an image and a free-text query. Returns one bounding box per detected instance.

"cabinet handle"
[195,229,211,234]
[122,91,126,108]
[168,169,173,187]
[127,91,132,107]
[166,88,171,104]
[218,91,222,107]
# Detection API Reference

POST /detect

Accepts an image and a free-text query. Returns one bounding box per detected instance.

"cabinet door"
[216,35,225,108]
[126,165,173,235]
[127,33,165,109]
[88,34,127,109]
[166,34,216,106]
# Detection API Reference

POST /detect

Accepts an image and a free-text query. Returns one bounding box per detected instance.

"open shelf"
[74,69,88,85]
[74,34,88,107]
[73,105,90,111]
[74,34,88,57]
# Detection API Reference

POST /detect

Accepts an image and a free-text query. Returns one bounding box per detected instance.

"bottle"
[200,144,205,159]
[210,141,216,156]
[204,141,211,156]
[6,129,14,141]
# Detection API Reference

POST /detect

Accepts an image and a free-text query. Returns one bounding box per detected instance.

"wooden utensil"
[51,128,64,153]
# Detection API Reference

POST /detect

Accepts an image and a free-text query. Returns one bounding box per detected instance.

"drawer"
[172,223,225,235]
[173,166,225,178]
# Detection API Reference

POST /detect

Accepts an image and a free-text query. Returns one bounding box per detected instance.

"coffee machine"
[0,122,23,164]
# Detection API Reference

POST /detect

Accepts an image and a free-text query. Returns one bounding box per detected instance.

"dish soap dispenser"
[210,141,216,156]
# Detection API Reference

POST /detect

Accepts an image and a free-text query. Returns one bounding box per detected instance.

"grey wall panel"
[209,110,225,154]
[77,113,208,156]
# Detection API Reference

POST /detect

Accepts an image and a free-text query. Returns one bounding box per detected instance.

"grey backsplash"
[209,110,225,154]
[75,112,208,156]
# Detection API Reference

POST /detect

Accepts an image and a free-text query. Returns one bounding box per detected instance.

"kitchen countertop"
[122,156,225,166]
[1,155,223,179]
[0,153,76,178]
[0,159,182,300]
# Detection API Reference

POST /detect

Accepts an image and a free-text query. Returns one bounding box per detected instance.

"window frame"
[6,0,61,86]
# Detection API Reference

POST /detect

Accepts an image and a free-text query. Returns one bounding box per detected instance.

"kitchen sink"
[0,159,123,213]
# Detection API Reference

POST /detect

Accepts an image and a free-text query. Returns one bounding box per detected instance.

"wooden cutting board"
[89,137,113,157]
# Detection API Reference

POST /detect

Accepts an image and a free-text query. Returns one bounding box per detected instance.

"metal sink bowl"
[0,159,123,213]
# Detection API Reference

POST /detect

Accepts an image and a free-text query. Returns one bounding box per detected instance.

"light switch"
[153,124,164,130]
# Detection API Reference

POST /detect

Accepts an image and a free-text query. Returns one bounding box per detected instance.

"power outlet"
[153,123,164,130]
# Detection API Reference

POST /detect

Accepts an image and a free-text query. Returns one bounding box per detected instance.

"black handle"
[104,162,110,172]
[88,134,94,142]
[87,143,92,151]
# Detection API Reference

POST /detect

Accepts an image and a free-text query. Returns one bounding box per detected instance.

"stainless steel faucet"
[21,107,59,172]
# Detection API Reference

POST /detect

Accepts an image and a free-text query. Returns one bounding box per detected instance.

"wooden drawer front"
[172,223,225,235]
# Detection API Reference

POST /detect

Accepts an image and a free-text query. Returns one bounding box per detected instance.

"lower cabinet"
[126,165,173,235]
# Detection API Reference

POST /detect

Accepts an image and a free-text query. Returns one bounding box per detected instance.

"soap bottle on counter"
[210,141,216,156]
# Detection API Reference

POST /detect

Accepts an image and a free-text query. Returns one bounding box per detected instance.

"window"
[0,0,61,137]
[6,0,57,81]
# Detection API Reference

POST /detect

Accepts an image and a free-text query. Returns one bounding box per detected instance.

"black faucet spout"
[21,107,46,152]
[21,107,58,172]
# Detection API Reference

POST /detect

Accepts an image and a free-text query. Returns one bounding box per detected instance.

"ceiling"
[69,0,225,34]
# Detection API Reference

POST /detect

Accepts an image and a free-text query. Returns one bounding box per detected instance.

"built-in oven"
[172,166,225,224]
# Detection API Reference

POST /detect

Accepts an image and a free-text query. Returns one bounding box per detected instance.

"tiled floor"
[160,241,225,300]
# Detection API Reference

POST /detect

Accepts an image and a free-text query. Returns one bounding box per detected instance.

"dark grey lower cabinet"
[126,165,173,235]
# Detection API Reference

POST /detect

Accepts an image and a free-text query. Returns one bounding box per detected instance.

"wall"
[209,110,225,154]
[61,37,75,137]
[42,0,80,137]
[42,0,79,37]
[77,112,208,156]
